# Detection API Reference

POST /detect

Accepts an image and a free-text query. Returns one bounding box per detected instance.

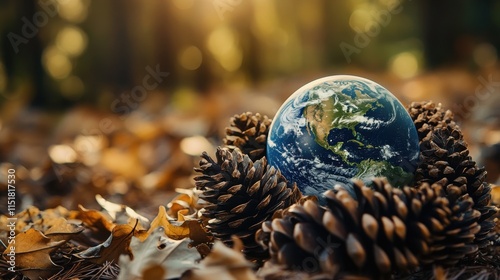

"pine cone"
[258,178,480,278]
[223,112,271,161]
[416,123,497,248]
[194,147,302,261]
[407,101,457,139]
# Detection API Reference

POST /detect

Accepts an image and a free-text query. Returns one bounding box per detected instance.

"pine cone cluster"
[223,112,271,161]
[409,102,498,248]
[194,147,302,261]
[258,178,481,278]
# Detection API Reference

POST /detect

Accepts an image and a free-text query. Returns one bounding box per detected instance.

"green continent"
[355,159,414,187]
[303,87,381,164]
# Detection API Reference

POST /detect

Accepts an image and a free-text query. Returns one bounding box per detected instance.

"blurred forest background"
[0,0,499,215]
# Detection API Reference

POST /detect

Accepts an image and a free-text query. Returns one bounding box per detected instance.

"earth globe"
[266,75,420,197]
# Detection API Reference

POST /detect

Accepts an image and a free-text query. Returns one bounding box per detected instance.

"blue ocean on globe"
[266,75,420,197]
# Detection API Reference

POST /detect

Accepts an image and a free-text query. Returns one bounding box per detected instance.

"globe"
[266,75,420,197]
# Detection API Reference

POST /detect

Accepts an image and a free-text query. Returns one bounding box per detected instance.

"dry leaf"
[176,209,212,245]
[142,265,166,280]
[2,228,65,279]
[71,205,116,235]
[44,217,84,242]
[181,237,257,280]
[0,205,74,236]
[118,227,201,280]
[75,223,135,264]
[167,188,200,217]
[146,205,211,246]
[96,194,150,229]
[147,206,189,240]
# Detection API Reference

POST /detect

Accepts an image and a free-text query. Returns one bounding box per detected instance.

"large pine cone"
[258,178,480,278]
[223,112,271,161]
[408,101,497,248]
[415,123,497,248]
[194,147,302,261]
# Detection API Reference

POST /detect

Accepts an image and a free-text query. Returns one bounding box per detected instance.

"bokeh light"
[390,51,420,79]
[42,46,73,79]
[49,144,78,164]
[58,0,89,23]
[206,26,243,72]
[349,8,374,32]
[180,136,214,156]
[56,26,88,57]
[179,46,203,71]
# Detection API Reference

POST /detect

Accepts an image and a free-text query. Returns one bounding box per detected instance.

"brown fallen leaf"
[142,265,166,280]
[44,217,84,242]
[167,188,200,217]
[118,226,201,280]
[147,206,188,240]
[71,205,116,232]
[145,205,212,246]
[177,210,212,246]
[75,223,136,264]
[0,205,74,236]
[181,237,257,280]
[2,228,65,279]
[95,194,150,229]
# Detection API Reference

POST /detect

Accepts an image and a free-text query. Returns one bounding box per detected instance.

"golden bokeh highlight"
[56,26,88,57]
[349,8,373,33]
[180,136,214,156]
[179,46,203,71]
[252,0,279,37]
[207,26,243,72]
[58,0,89,23]
[49,144,78,164]
[42,46,72,79]
[390,51,419,79]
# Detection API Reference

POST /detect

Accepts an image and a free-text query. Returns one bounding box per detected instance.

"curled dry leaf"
[118,227,201,280]
[71,205,116,234]
[75,223,136,264]
[96,194,150,228]
[167,188,201,217]
[2,228,65,279]
[181,237,258,280]
[146,205,210,243]
[147,206,188,240]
